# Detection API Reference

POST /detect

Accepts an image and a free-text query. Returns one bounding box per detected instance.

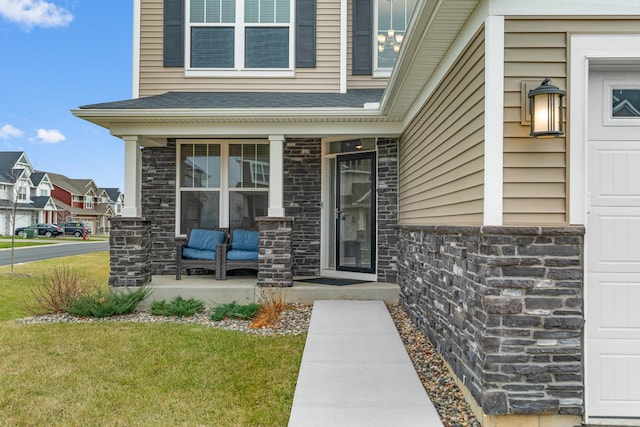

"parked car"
[15,223,64,238]
[57,221,92,237]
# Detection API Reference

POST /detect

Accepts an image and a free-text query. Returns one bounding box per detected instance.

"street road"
[0,241,109,266]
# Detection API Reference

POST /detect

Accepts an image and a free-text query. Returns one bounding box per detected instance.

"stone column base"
[257,216,294,287]
[109,217,151,287]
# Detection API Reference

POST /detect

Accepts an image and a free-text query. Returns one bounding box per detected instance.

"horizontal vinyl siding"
[398,29,485,225]
[139,0,348,95]
[503,17,640,225]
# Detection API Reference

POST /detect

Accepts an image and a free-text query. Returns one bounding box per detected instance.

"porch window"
[178,142,269,234]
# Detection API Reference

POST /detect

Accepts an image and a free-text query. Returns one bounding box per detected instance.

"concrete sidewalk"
[288,300,443,427]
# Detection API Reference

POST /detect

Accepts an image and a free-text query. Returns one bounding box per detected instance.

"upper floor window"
[375,0,415,72]
[187,0,293,72]
[86,196,94,209]
[17,187,27,202]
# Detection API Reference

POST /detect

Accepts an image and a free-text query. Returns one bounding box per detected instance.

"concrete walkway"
[288,300,443,427]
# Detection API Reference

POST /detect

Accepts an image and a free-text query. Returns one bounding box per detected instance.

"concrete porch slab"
[132,274,399,308]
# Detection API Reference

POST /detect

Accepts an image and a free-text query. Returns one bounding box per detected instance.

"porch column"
[268,134,285,217]
[122,136,142,217]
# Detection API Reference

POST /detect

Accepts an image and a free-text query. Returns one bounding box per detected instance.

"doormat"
[296,278,371,286]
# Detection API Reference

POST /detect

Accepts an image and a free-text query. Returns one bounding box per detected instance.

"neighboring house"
[0,152,58,234]
[48,172,115,233]
[100,188,124,217]
[72,0,640,425]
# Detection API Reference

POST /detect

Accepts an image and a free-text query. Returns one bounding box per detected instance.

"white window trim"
[185,0,296,77]
[176,139,270,235]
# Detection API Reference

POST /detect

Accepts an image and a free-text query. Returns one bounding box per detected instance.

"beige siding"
[140,0,373,95]
[398,29,485,225]
[503,17,640,225]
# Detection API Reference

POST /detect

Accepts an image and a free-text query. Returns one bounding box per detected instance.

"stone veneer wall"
[257,216,294,287]
[397,225,584,416]
[109,217,151,286]
[141,140,177,275]
[283,138,322,276]
[376,138,398,283]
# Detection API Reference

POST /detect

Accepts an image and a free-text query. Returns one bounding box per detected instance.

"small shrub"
[210,301,260,322]
[65,285,152,318]
[151,296,205,317]
[249,287,289,329]
[26,265,99,315]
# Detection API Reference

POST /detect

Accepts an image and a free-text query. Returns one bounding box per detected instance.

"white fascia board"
[107,120,403,141]
[72,107,383,119]
[488,0,640,15]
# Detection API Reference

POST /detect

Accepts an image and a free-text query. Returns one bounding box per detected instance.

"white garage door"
[587,70,640,418]
[14,213,31,230]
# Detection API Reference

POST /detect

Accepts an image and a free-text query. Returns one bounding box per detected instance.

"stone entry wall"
[397,225,584,416]
[283,138,322,277]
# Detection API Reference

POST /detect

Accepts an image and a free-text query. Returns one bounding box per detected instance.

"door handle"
[335,209,342,219]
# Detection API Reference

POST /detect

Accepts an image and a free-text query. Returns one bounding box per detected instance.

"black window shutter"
[352,0,372,75]
[164,0,185,67]
[295,0,316,68]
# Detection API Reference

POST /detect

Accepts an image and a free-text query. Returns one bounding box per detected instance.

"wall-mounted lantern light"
[528,78,566,138]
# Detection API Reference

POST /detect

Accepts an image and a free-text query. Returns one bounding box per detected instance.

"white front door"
[586,70,640,418]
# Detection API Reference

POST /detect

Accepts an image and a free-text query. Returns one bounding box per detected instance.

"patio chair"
[216,229,259,280]
[176,228,227,280]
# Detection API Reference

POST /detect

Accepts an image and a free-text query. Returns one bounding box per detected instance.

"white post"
[483,15,504,226]
[122,136,142,217]
[268,135,285,217]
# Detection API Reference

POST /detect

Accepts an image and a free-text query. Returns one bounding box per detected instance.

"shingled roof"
[80,89,385,110]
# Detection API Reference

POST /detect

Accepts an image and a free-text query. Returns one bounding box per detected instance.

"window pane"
[245,27,289,68]
[181,144,220,187]
[229,192,268,229]
[377,0,415,69]
[191,27,234,68]
[245,0,259,23]
[229,144,270,188]
[180,191,220,234]
[205,0,221,22]
[612,89,640,117]
[261,0,275,23]
[275,0,289,23]
[191,0,205,22]
[221,0,235,22]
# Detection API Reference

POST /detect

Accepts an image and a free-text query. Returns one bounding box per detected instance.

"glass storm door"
[336,152,376,273]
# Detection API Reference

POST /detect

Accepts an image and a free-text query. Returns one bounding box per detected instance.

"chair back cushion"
[188,229,225,251]
[231,229,260,252]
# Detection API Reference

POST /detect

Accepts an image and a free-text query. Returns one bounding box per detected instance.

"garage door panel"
[589,141,640,207]
[587,274,640,339]
[588,210,640,272]
[587,340,640,417]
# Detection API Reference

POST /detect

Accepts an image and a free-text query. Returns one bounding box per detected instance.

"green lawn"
[0,253,306,426]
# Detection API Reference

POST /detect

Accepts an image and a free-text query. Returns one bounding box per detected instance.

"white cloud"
[36,128,65,144]
[0,124,24,139]
[0,0,73,29]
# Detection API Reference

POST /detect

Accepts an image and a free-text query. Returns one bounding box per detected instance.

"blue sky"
[0,0,132,190]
